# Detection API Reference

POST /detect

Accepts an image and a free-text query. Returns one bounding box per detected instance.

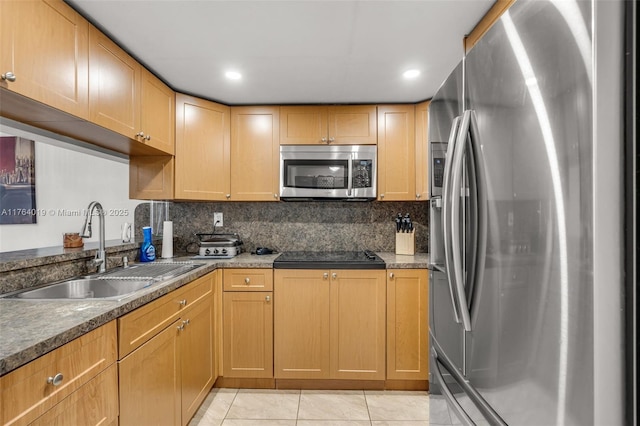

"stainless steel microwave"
[280,145,377,200]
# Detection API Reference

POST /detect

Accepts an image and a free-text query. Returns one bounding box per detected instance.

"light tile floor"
[189,389,430,426]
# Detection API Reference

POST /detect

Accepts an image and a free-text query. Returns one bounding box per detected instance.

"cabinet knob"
[265,295,271,302]
[244,277,250,284]
[47,373,64,386]
[323,272,329,279]
[416,194,421,199]
[145,135,151,141]
[332,273,337,280]
[136,131,145,138]
[389,272,395,279]
[328,137,335,143]
[182,319,190,327]
[178,299,187,306]
[1,72,16,82]
[177,324,185,331]
[380,194,385,199]
[226,194,231,199]
[321,137,327,144]
[274,193,279,199]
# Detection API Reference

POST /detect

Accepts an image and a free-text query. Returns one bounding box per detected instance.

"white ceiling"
[66,0,495,105]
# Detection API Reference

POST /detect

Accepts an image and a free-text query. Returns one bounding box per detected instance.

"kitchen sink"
[11,278,154,300]
[3,262,205,301]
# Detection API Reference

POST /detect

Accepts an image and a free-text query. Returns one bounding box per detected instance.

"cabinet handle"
[323,272,329,280]
[47,373,64,386]
[178,299,187,306]
[416,194,421,199]
[183,319,190,327]
[244,277,250,284]
[321,137,327,144]
[332,273,337,280]
[1,72,16,82]
[328,137,335,143]
[274,193,279,199]
[226,194,231,199]
[177,324,185,331]
[136,131,145,138]
[389,272,395,279]
[265,295,271,302]
[145,135,151,141]
[380,194,385,199]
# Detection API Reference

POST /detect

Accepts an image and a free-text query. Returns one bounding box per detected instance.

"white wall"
[0,123,141,252]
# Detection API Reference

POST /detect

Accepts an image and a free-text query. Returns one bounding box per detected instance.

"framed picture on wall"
[0,136,37,224]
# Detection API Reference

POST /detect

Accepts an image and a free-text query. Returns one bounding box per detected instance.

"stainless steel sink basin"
[13,278,155,300]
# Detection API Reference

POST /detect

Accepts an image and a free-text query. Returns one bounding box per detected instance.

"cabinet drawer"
[223,268,273,291]
[29,364,118,426]
[118,273,214,358]
[0,321,117,426]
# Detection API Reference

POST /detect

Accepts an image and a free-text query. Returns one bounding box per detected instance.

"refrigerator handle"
[451,110,472,331]
[431,340,508,426]
[347,153,354,196]
[443,115,462,324]
[430,348,475,426]
[467,110,488,323]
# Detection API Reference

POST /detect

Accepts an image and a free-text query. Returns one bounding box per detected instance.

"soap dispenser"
[140,226,156,262]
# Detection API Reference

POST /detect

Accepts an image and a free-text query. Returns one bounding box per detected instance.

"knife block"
[395,231,415,255]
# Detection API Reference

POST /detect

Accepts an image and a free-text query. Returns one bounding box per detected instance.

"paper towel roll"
[161,221,173,258]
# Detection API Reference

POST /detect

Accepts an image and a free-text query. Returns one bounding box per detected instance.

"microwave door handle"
[347,153,354,196]
[443,116,462,324]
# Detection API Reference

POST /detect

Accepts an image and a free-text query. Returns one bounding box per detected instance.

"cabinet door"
[230,106,280,201]
[29,364,118,426]
[119,322,181,426]
[377,105,416,201]
[129,155,175,200]
[175,94,230,200]
[387,269,429,380]
[140,68,175,154]
[330,270,386,380]
[328,105,377,145]
[89,25,141,138]
[279,106,328,145]
[274,269,331,379]
[180,291,215,426]
[223,292,273,378]
[0,0,89,119]
[415,101,430,201]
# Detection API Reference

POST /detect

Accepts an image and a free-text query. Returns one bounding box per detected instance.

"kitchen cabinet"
[386,269,429,381]
[230,106,280,201]
[222,269,273,378]
[129,155,175,200]
[89,26,175,154]
[175,94,231,200]
[118,272,215,426]
[415,100,431,201]
[280,105,377,145]
[0,321,117,426]
[0,0,89,119]
[377,104,416,201]
[274,269,386,380]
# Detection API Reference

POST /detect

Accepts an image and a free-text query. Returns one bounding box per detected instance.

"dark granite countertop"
[0,251,428,376]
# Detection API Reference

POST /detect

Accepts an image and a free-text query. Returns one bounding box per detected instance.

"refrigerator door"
[463,0,608,424]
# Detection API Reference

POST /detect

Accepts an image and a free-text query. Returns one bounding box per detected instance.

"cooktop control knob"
[205,248,211,255]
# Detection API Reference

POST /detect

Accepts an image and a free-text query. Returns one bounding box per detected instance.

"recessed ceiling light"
[225,71,242,80]
[403,69,420,79]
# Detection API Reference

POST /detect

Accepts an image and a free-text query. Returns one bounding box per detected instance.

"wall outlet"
[214,212,223,227]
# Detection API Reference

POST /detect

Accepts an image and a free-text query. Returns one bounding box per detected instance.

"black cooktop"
[273,251,385,270]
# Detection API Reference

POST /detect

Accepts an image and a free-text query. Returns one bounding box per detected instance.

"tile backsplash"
[135,201,429,254]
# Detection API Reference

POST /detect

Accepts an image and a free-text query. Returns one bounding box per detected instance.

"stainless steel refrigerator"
[428,0,633,424]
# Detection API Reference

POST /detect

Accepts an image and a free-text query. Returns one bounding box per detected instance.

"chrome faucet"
[80,201,106,273]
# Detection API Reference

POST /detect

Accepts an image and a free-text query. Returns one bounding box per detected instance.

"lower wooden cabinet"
[222,291,274,378]
[118,272,215,426]
[274,269,386,381]
[0,321,117,426]
[386,269,429,380]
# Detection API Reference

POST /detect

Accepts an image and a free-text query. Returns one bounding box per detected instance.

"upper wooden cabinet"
[89,26,174,154]
[280,105,377,145]
[175,94,230,200]
[415,101,430,201]
[377,104,416,201]
[0,0,89,119]
[140,68,175,154]
[230,106,280,201]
